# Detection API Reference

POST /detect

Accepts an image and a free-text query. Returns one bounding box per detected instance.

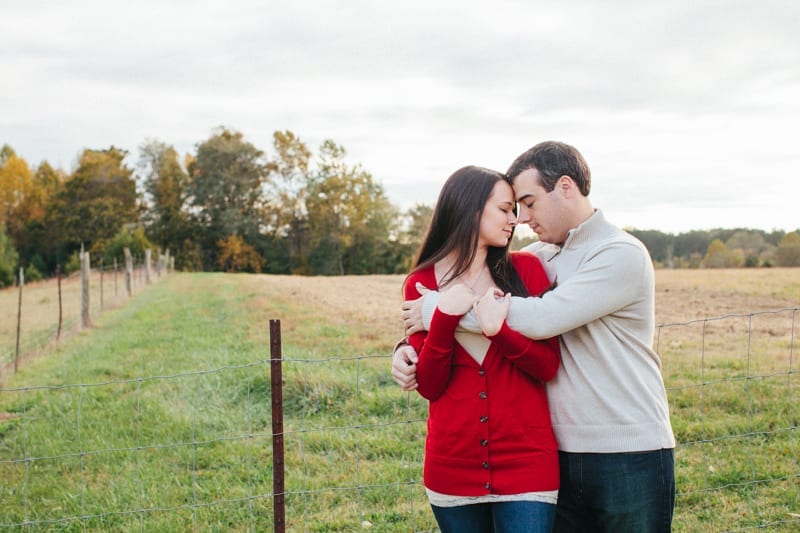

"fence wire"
[0,307,797,531]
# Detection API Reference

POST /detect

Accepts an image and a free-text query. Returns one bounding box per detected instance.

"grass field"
[0,269,799,531]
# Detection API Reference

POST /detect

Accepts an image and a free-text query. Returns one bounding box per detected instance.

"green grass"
[0,274,433,531]
[1,273,798,532]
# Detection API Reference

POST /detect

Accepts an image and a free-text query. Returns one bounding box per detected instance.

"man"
[393,141,676,532]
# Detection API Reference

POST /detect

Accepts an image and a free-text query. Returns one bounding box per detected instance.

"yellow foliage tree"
[703,238,742,268]
[775,232,800,267]
[216,234,264,273]
[0,146,34,227]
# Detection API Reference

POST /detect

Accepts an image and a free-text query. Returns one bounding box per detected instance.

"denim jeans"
[431,500,556,533]
[555,448,675,533]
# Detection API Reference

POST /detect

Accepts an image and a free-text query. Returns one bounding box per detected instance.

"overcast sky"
[2,0,798,234]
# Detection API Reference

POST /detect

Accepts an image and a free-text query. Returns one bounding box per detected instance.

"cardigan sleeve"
[404,270,462,401]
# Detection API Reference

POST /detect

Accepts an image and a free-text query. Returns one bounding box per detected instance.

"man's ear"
[557,175,575,196]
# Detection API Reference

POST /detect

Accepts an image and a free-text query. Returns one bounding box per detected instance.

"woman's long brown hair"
[407,165,528,297]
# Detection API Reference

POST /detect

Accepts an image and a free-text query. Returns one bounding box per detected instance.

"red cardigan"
[405,252,560,496]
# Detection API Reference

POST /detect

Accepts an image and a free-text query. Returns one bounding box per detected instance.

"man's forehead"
[512,174,543,201]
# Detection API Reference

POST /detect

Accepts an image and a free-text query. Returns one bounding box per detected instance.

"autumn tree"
[703,238,742,268]
[0,224,18,287]
[46,147,139,260]
[0,145,34,227]
[137,139,192,268]
[217,234,264,273]
[0,148,69,272]
[305,140,397,275]
[775,231,800,266]
[264,130,311,273]
[724,230,772,267]
[187,128,268,269]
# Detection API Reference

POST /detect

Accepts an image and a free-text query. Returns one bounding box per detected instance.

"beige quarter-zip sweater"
[422,210,675,453]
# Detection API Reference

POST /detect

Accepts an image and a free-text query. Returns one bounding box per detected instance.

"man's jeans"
[555,448,675,533]
[431,500,556,533]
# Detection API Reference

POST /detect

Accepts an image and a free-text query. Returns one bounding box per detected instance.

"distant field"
[0,269,798,531]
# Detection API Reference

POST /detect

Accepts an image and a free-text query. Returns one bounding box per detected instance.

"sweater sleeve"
[486,252,560,382]
[422,240,652,340]
[404,270,461,401]
[504,241,652,339]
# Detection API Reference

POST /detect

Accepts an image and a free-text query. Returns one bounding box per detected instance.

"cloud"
[1,0,798,232]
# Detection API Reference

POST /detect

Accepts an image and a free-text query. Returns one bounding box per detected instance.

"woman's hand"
[474,287,510,336]
[437,283,477,316]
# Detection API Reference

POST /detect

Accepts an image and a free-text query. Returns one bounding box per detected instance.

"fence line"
[1,248,172,375]
[0,307,797,531]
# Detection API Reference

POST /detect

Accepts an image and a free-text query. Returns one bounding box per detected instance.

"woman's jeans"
[555,448,675,533]
[431,500,556,533]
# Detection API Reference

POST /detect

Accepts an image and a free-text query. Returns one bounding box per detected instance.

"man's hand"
[437,283,476,316]
[401,282,430,335]
[474,287,510,336]
[391,344,419,391]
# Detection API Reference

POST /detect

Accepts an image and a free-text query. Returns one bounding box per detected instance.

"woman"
[404,165,560,532]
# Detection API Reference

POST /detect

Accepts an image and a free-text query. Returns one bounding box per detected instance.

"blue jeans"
[431,500,556,533]
[555,449,675,533]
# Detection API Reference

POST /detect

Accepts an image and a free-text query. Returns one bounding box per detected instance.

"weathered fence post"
[145,249,152,284]
[99,257,104,311]
[114,257,118,296]
[270,319,286,533]
[14,267,24,373]
[56,265,63,340]
[124,248,132,297]
[81,251,91,329]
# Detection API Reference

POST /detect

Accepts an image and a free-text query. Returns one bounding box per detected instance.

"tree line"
[1,128,799,288]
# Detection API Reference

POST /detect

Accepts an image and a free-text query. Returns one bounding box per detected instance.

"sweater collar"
[561,209,606,250]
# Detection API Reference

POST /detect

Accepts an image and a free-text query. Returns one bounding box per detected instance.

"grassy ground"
[0,270,799,531]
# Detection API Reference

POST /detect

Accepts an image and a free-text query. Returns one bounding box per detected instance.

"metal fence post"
[270,319,286,533]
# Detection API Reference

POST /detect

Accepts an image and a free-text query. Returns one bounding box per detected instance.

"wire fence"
[1,248,172,375]
[0,306,797,531]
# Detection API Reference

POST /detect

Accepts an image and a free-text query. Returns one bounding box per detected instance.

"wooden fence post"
[114,257,118,296]
[124,248,132,297]
[57,265,63,341]
[270,319,286,532]
[14,267,24,373]
[81,251,91,329]
[100,257,104,311]
[145,249,152,284]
